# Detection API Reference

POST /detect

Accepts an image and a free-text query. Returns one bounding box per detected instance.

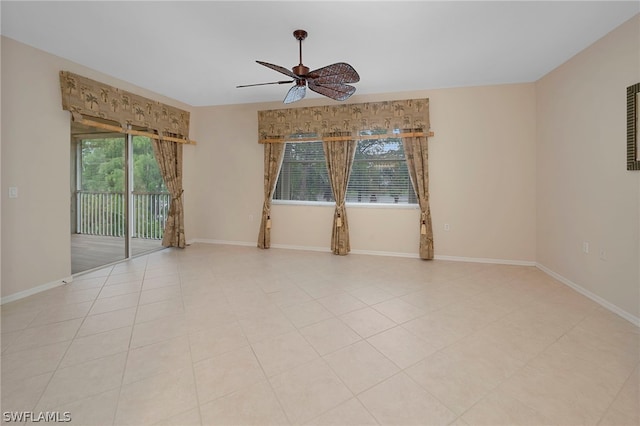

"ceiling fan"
[237,29,360,104]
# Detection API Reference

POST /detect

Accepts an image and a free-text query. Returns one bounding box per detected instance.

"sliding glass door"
[71,123,168,273]
[130,136,169,257]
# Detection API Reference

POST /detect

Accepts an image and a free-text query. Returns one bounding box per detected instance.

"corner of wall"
[534,14,640,320]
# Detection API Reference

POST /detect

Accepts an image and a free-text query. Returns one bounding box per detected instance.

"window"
[274,142,334,202]
[349,138,417,204]
[274,139,417,204]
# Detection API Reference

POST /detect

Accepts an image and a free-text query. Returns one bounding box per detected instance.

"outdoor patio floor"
[71,234,163,274]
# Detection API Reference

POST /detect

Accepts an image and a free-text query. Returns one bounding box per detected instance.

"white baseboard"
[271,244,332,253]
[191,239,331,253]
[351,249,420,258]
[434,255,536,266]
[194,239,638,327]
[6,241,633,329]
[1,276,73,305]
[191,239,537,266]
[190,238,257,247]
[536,263,640,327]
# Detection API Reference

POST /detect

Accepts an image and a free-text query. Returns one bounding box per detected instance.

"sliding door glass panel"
[71,133,127,273]
[71,125,170,273]
[131,136,169,256]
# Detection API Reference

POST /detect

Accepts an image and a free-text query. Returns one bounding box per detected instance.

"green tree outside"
[80,136,166,192]
[78,136,168,238]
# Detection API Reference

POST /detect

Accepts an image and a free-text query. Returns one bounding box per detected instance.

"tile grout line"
[180,255,208,426]
[4,244,638,425]
[25,267,117,415]
[111,253,150,426]
[464,306,597,423]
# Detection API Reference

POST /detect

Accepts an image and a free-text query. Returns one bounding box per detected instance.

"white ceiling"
[2,1,638,106]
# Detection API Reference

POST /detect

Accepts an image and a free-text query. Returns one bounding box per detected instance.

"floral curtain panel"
[258,143,286,249]
[403,135,434,259]
[60,71,190,138]
[152,140,186,248]
[323,139,357,255]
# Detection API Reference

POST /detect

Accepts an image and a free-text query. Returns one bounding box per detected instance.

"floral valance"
[258,98,430,143]
[59,71,190,138]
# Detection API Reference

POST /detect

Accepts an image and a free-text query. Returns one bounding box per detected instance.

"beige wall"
[536,15,640,319]
[3,16,636,322]
[0,36,196,298]
[190,84,537,262]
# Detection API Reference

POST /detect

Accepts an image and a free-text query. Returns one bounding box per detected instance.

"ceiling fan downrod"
[291,29,309,76]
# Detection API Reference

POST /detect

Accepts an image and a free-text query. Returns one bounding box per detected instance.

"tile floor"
[1,243,638,425]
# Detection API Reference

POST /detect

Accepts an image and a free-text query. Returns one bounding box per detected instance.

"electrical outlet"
[582,242,589,254]
[444,223,450,231]
[8,187,18,198]
[599,249,607,261]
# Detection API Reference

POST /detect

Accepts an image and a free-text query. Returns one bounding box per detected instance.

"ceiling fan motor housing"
[292,65,310,76]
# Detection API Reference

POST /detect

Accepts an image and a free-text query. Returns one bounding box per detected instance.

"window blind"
[274,140,417,204]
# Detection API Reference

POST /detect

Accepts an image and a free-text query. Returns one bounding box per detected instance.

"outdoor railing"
[77,191,170,239]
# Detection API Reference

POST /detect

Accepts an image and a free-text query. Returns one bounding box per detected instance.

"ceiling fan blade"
[284,84,306,104]
[307,63,360,85]
[308,82,356,101]
[256,61,299,79]
[236,80,294,88]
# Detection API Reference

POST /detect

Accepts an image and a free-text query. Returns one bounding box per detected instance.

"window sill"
[272,200,419,210]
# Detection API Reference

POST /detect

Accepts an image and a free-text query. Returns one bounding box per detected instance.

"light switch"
[8,187,18,198]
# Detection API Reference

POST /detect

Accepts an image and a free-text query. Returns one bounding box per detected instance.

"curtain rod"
[76,117,197,145]
[259,130,434,144]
